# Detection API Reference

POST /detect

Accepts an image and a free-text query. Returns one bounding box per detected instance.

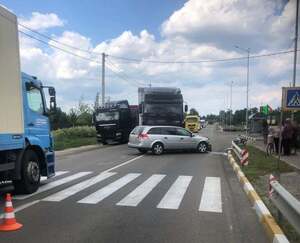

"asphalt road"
[0,125,268,243]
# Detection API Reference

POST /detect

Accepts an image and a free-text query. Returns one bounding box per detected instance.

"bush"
[52,126,97,150]
[52,126,96,140]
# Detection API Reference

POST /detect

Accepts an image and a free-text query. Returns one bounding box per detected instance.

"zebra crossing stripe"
[43,172,117,202]
[199,177,222,213]
[157,176,192,210]
[117,174,166,207]
[41,171,69,182]
[78,173,141,204]
[14,172,92,200]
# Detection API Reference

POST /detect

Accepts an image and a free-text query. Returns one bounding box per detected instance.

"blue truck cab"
[0,73,57,193]
[0,6,57,193]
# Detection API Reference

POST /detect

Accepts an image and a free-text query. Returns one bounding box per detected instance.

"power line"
[17,16,298,65]
[0,10,100,57]
[19,30,101,64]
[108,50,297,64]
[106,58,146,86]
[105,63,141,87]
[17,18,299,65]
[19,23,98,55]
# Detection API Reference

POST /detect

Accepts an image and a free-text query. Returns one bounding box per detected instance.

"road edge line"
[227,151,289,243]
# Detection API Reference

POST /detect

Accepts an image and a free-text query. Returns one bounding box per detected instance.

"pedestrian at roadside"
[272,125,280,154]
[282,119,293,156]
[262,119,269,145]
[291,121,299,155]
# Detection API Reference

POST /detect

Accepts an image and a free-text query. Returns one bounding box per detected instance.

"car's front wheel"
[197,142,208,153]
[152,143,164,155]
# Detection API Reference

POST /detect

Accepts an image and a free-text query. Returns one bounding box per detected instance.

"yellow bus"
[185,115,200,133]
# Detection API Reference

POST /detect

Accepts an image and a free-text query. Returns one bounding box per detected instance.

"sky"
[0,0,298,115]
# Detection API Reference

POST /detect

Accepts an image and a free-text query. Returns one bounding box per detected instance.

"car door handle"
[164,137,168,139]
[28,122,34,127]
[180,137,184,140]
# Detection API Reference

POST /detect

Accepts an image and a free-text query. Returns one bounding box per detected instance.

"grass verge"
[52,126,97,151]
[236,145,300,242]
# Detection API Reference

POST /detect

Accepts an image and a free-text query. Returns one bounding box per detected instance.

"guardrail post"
[269,174,300,234]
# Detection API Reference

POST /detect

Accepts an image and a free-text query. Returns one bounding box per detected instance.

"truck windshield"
[186,117,198,123]
[145,104,182,114]
[96,111,119,121]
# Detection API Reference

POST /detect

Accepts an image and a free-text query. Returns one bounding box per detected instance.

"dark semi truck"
[94,100,138,144]
[138,87,187,126]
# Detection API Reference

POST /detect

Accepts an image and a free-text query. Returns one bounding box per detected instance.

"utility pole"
[292,0,299,120]
[230,81,233,128]
[102,52,106,106]
[235,45,250,134]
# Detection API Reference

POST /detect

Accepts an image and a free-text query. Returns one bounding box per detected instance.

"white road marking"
[117,174,166,207]
[101,155,144,173]
[43,172,117,202]
[78,173,141,204]
[14,172,92,200]
[157,176,192,210]
[41,171,69,182]
[199,177,222,213]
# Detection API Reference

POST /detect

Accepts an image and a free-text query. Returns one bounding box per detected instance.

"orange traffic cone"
[0,193,22,231]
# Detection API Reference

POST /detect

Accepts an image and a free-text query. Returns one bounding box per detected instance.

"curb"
[227,151,289,243]
[55,144,104,157]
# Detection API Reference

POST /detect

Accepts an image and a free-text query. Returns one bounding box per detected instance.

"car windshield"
[186,117,198,123]
[96,111,119,121]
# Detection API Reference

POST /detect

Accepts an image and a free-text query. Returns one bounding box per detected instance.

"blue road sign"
[282,87,300,111]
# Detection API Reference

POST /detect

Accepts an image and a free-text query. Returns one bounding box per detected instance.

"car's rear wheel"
[197,142,208,153]
[152,143,164,155]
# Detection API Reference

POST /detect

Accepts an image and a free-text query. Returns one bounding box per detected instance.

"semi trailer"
[138,87,187,126]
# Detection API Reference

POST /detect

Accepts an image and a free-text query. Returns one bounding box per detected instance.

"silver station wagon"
[128,126,212,155]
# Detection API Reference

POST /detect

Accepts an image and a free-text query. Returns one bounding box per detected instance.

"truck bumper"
[45,150,55,178]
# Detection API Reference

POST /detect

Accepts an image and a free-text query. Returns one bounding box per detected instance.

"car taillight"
[138,133,149,140]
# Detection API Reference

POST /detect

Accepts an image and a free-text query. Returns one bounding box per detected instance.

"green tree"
[76,96,93,126]
[49,107,71,130]
[189,108,199,116]
[68,108,79,127]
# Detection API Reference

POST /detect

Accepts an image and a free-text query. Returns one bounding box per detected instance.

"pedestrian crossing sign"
[282,87,300,111]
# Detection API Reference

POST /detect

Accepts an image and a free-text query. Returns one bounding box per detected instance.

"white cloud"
[19,12,64,30]
[17,0,297,114]
[161,0,294,51]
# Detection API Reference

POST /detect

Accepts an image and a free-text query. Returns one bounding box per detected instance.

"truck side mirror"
[48,87,56,96]
[50,96,56,111]
[184,105,188,112]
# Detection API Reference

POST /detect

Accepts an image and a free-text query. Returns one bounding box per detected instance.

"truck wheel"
[152,143,164,155]
[13,150,41,194]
